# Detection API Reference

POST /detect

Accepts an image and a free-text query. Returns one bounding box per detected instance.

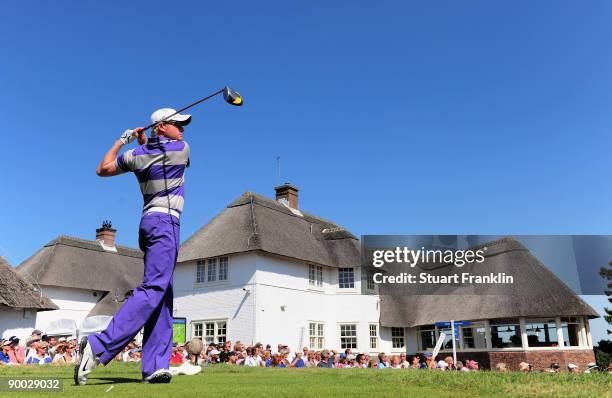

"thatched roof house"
[0,256,57,311]
[16,232,143,317]
[379,237,598,328]
[178,189,361,268]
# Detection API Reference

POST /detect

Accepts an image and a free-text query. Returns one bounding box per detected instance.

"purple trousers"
[89,212,180,378]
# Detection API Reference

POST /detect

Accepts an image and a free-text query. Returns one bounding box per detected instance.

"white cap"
[58,337,67,342]
[438,360,448,368]
[150,108,192,126]
[567,363,578,369]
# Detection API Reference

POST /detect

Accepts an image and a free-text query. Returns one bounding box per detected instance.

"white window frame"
[193,319,227,344]
[308,264,323,288]
[195,256,229,285]
[391,327,405,349]
[369,324,378,350]
[196,260,206,283]
[338,267,355,289]
[338,323,358,350]
[308,321,325,350]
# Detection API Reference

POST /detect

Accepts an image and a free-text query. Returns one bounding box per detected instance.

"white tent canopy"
[44,318,77,337]
[78,316,112,337]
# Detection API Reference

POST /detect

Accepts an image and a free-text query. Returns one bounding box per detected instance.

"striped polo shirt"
[115,136,190,219]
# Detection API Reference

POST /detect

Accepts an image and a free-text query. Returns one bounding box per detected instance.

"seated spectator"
[317,350,333,368]
[0,340,11,365]
[399,353,409,368]
[291,352,305,368]
[367,359,378,368]
[547,362,560,373]
[495,362,508,372]
[377,353,389,369]
[25,335,41,358]
[171,345,184,365]
[466,360,479,371]
[567,363,578,372]
[437,360,449,370]
[244,347,261,367]
[457,361,469,372]
[262,350,272,367]
[444,356,455,370]
[52,343,71,364]
[355,353,367,368]
[304,351,315,367]
[410,355,421,369]
[271,354,286,368]
[26,342,51,364]
[219,341,234,363]
[519,362,532,372]
[390,355,402,369]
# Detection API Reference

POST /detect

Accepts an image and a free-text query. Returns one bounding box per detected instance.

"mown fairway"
[0,362,610,397]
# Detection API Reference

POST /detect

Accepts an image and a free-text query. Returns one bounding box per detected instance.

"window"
[339,268,355,289]
[391,327,405,349]
[219,257,228,281]
[490,319,522,348]
[196,257,229,284]
[419,325,436,351]
[194,320,227,344]
[369,324,378,349]
[207,258,217,282]
[560,317,582,347]
[437,327,454,350]
[196,260,206,283]
[193,323,203,339]
[309,322,325,349]
[366,270,375,291]
[309,264,323,287]
[525,318,559,348]
[339,324,357,349]
[462,324,487,349]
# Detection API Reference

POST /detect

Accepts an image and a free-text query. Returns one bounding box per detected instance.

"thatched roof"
[16,236,143,316]
[178,192,361,268]
[379,237,599,327]
[0,256,57,311]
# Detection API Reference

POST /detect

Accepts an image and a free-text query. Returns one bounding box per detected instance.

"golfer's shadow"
[92,377,141,385]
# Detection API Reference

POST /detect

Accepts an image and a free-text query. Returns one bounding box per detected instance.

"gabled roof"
[16,236,143,316]
[379,237,599,328]
[0,256,57,311]
[178,192,361,268]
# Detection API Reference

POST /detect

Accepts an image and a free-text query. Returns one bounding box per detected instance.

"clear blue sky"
[1,1,611,341]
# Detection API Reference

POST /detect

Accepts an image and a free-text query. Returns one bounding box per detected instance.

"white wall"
[174,252,257,345]
[173,251,403,354]
[34,286,102,331]
[0,307,36,341]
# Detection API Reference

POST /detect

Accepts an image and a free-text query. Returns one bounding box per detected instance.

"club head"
[223,86,243,106]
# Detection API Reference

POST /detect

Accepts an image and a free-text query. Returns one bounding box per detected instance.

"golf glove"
[119,129,136,145]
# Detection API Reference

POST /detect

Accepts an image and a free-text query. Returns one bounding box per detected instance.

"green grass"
[1,362,611,398]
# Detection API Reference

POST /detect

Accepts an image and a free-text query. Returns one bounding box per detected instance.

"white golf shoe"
[143,369,173,384]
[74,336,99,386]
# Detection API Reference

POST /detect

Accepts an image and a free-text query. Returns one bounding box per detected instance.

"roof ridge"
[234,192,342,228]
[45,235,142,257]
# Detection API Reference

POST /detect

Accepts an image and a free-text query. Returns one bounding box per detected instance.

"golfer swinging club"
[75,108,195,384]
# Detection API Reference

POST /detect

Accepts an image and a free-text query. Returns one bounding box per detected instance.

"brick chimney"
[275,183,299,209]
[96,220,116,247]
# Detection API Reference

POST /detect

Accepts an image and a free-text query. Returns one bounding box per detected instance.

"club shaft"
[142,88,224,131]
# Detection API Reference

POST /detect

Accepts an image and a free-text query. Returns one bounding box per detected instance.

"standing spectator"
[27,342,51,364]
[291,352,305,368]
[244,347,261,367]
[390,355,402,369]
[399,354,409,368]
[7,336,25,364]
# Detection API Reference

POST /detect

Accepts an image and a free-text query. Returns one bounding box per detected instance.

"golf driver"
[141,86,243,131]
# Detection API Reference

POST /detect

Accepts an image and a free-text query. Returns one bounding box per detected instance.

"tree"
[599,261,612,335]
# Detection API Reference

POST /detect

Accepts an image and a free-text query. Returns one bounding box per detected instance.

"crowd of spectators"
[2,331,610,373]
